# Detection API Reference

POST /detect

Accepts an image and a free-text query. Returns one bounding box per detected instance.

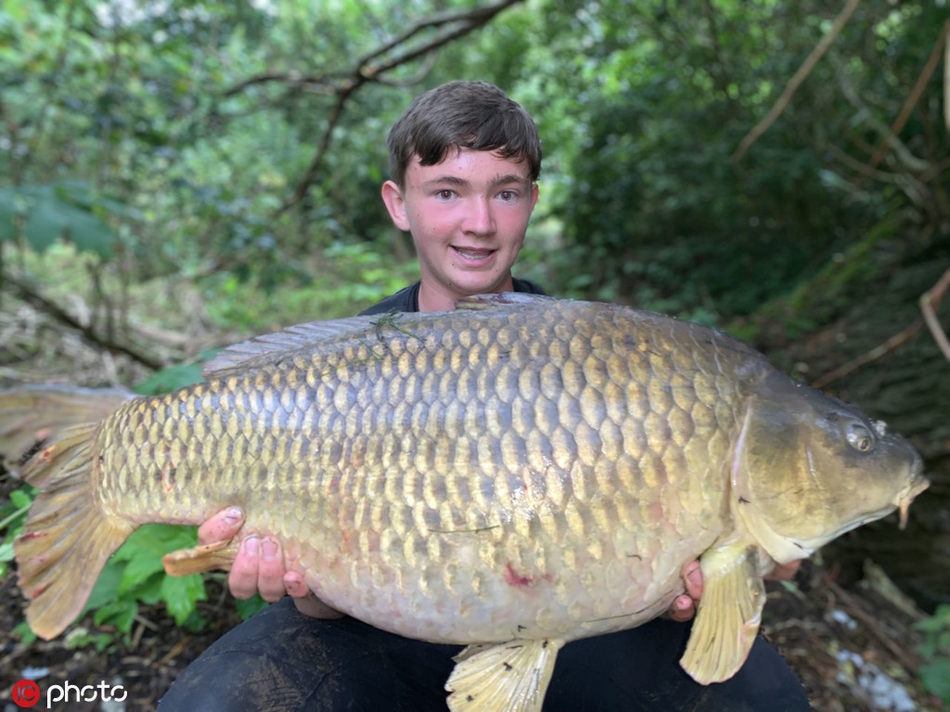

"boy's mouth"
[453,246,495,262]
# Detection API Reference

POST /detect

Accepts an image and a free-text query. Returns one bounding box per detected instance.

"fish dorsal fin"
[203,313,402,380]
[455,292,554,311]
[680,541,766,684]
[446,639,564,712]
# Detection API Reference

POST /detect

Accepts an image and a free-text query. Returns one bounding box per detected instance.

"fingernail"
[262,538,277,561]
[245,536,259,556]
[688,567,702,584]
[225,507,243,524]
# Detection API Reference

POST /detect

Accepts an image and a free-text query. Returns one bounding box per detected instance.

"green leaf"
[92,598,139,634]
[119,549,166,593]
[83,560,125,613]
[23,189,116,258]
[135,361,207,395]
[0,184,119,257]
[234,594,270,621]
[13,621,38,646]
[919,659,950,702]
[8,488,35,508]
[160,572,207,625]
[0,187,18,242]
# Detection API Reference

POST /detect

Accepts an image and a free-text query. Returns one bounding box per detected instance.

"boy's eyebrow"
[420,173,530,188]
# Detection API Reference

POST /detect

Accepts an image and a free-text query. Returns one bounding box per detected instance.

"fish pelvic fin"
[445,638,564,712]
[163,539,241,576]
[0,385,133,476]
[14,423,135,640]
[680,542,766,685]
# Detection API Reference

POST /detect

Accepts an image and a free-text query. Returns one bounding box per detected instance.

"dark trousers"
[159,597,810,711]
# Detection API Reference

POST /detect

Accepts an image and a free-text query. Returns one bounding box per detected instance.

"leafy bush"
[0,484,34,579]
[915,605,950,703]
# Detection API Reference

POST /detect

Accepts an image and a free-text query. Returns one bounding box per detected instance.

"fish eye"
[846,423,874,452]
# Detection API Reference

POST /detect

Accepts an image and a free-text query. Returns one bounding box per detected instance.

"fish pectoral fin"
[162,539,241,576]
[445,639,564,712]
[680,542,766,685]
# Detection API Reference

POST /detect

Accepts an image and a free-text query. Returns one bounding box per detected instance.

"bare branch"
[811,268,950,388]
[275,88,352,216]
[861,20,950,178]
[811,319,923,390]
[2,274,164,371]
[732,0,862,164]
[831,53,930,174]
[222,0,522,97]
[267,0,524,216]
[358,0,520,70]
[920,268,950,361]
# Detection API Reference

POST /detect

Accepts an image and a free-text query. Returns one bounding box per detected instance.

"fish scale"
[1,294,926,712]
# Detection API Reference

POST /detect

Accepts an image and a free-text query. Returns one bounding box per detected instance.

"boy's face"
[381,148,539,308]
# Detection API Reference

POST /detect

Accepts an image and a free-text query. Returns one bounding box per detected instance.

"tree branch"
[2,274,164,371]
[732,0,863,164]
[811,268,950,388]
[256,0,524,216]
[920,268,950,361]
[831,53,930,174]
[861,20,950,179]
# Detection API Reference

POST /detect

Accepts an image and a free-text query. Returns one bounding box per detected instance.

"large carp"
[0,294,927,712]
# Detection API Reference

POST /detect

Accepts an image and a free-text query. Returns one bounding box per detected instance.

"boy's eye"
[499,190,516,201]
[437,190,454,200]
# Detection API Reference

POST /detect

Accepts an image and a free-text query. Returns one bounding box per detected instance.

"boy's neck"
[417,276,515,313]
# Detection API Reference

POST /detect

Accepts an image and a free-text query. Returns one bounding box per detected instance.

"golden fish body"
[1,294,927,712]
[99,299,734,644]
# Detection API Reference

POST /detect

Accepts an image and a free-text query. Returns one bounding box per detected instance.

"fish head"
[731,371,928,564]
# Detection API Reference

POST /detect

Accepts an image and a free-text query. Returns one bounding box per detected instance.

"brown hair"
[387,80,542,187]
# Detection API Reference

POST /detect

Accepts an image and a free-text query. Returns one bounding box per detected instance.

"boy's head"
[386,80,542,188]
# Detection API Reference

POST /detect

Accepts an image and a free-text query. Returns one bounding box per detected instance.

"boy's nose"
[462,197,496,235]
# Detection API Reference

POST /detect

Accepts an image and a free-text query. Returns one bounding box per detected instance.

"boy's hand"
[197,508,311,602]
[667,558,802,622]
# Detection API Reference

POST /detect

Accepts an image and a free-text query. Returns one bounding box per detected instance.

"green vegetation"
[916,605,950,703]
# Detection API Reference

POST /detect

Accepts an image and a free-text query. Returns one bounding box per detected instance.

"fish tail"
[1,386,136,640]
[0,385,133,476]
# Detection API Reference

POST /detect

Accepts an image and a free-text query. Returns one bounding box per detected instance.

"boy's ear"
[381,180,411,231]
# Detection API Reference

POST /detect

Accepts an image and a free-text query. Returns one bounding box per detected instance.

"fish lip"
[895,475,930,530]
[893,448,928,529]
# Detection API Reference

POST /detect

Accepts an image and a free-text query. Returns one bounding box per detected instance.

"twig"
[811,319,923,389]
[945,22,949,131]
[732,0,863,163]
[812,268,950,388]
[826,580,920,672]
[2,274,164,371]
[262,0,524,216]
[861,20,950,178]
[920,268,950,360]
[275,88,353,216]
[830,53,930,174]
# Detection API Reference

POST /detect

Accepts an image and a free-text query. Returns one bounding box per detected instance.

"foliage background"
[0,0,948,708]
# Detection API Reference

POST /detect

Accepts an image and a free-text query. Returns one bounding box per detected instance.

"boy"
[159,81,808,711]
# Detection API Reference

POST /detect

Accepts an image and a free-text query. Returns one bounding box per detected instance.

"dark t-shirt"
[358,278,546,315]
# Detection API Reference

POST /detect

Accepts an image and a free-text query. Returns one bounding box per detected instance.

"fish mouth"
[895,476,930,530]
